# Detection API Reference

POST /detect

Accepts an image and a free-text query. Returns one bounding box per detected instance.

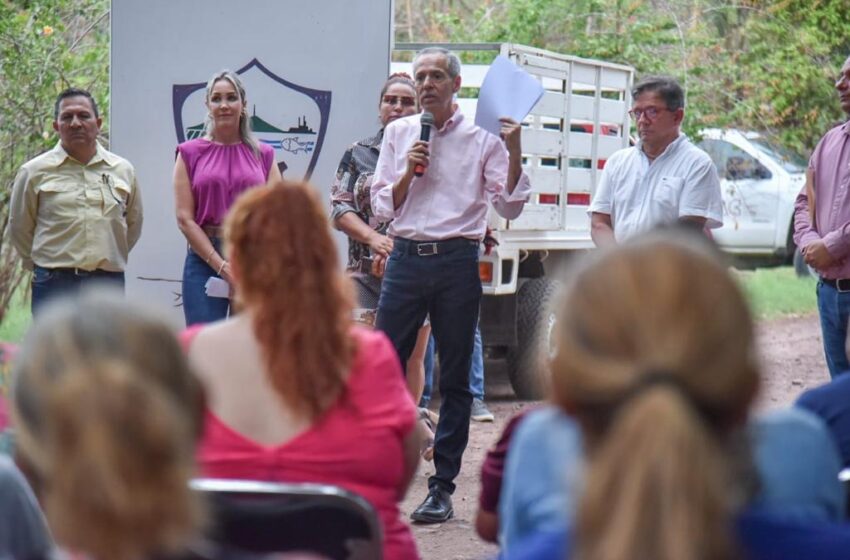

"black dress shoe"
[410,487,453,523]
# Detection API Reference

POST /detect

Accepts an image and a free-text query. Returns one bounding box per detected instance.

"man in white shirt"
[589,76,722,245]
[371,47,530,523]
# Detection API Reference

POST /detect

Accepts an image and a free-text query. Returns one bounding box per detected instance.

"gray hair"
[413,47,462,79]
[203,70,261,158]
[632,75,685,112]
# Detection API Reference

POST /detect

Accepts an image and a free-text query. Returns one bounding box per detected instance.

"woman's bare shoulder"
[187,317,256,378]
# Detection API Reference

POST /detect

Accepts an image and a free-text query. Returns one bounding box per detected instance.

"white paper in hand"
[205,277,230,299]
[475,55,545,136]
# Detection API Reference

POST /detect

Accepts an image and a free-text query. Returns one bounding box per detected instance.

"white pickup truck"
[393,44,807,398]
[696,128,808,273]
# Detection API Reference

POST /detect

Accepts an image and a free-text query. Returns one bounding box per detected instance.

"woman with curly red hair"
[186,181,421,559]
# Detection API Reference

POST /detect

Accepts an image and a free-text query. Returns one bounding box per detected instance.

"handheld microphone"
[414,112,434,177]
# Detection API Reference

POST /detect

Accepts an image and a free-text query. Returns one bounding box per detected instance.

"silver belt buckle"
[417,242,439,256]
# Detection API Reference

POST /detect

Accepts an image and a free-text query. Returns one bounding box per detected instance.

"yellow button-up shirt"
[6,142,143,272]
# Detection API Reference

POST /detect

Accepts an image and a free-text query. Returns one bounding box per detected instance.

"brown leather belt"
[202,225,224,238]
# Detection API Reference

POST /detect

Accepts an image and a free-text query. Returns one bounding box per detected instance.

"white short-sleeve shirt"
[589,134,723,242]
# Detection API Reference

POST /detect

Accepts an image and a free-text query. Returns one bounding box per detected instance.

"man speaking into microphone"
[371,47,530,524]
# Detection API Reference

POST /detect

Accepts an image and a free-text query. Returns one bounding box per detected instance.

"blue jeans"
[816,281,850,379]
[470,325,484,400]
[376,237,481,494]
[182,239,229,326]
[420,324,484,407]
[31,265,124,316]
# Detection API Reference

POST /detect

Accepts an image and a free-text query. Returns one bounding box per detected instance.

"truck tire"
[506,277,560,400]
[793,247,817,279]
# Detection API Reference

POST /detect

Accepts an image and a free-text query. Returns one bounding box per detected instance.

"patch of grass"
[735,266,817,320]
[0,285,31,343]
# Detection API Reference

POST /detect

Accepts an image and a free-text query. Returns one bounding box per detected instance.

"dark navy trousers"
[376,237,481,494]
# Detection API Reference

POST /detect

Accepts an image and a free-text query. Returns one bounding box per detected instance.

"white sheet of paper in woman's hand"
[474,55,545,136]
[205,277,230,298]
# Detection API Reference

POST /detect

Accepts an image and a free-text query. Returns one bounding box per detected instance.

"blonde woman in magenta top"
[174,70,281,326]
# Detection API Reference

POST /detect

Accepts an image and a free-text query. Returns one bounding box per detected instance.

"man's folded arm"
[7,167,37,270]
[126,173,143,251]
[793,184,821,251]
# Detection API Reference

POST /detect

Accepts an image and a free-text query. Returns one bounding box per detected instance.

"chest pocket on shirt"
[652,176,684,215]
[104,180,130,218]
[37,182,78,219]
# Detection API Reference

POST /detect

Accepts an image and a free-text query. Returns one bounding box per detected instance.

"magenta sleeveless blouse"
[177,139,275,226]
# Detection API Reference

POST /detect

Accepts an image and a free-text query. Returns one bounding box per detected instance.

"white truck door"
[700,136,779,250]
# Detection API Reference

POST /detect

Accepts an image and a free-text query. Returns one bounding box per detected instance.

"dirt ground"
[404,312,830,560]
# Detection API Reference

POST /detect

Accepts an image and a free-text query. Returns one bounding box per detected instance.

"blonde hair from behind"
[12,292,204,560]
[550,234,760,560]
[224,181,355,420]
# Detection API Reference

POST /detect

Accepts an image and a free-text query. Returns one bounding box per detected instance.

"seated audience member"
[187,181,420,559]
[0,455,52,558]
[499,405,845,554]
[797,374,850,467]
[504,235,850,560]
[750,407,844,520]
[9,293,264,560]
[475,408,536,543]
[498,406,583,553]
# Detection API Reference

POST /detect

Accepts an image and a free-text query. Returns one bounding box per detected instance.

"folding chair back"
[191,478,383,560]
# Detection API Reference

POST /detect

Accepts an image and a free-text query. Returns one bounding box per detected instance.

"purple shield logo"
[173,58,331,180]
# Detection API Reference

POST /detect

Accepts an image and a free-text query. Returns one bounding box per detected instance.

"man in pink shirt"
[794,54,850,378]
[371,47,531,523]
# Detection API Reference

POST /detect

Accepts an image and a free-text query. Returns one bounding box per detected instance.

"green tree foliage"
[728,0,848,151]
[0,0,108,321]
[399,0,849,152]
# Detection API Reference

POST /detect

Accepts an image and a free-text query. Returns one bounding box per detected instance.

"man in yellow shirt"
[7,88,143,315]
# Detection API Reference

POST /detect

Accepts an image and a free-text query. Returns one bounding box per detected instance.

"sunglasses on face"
[382,95,416,107]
